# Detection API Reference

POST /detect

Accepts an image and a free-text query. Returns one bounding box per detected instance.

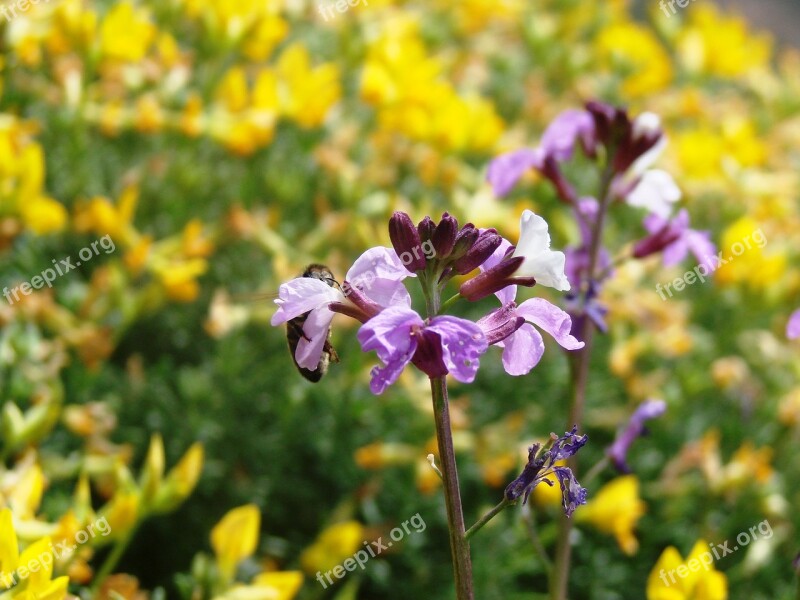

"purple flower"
[607,399,667,473]
[487,110,595,197]
[637,210,717,271]
[505,426,588,517]
[788,309,800,340]
[357,306,488,394]
[271,247,413,370]
[474,238,583,375]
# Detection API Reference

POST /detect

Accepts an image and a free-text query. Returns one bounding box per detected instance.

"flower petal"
[486,148,543,197]
[511,210,570,291]
[625,169,681,218]
[271,277,342,326]
[357,306,423,394]
[540,109,595,162]
[500,323,545,376]
[788,309,800,340]
[295,307,335,370]
[553,466,588,517]
[427,315,488,383]
[516,298,584,350]
[346,246,413,307]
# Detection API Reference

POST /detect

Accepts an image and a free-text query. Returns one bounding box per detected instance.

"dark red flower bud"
[389,211,426,272]
[417,216,436,244]
[431,212,459,259]
[459,256,536,301]
[453,229,502,274]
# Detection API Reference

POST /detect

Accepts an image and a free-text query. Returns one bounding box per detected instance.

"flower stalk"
[423,269,474,599]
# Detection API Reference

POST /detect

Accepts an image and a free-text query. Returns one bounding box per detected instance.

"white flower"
[625,169,682,218]
[511,210,571,291]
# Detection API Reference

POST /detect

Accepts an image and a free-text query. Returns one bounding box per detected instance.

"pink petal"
[515,298,584,350]
[346,246,413,307]
[788,309,800,340]
[271,277,342,326]
[487,148,544,197]
[501,324,544,376]
[427,316,488,383]
[295,307,335,370]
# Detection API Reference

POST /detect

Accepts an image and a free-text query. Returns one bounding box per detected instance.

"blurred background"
[0,0,799,598]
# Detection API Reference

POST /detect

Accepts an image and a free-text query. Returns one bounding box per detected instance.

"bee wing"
[230,291,280,303]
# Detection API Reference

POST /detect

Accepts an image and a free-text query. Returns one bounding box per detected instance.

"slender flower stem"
[582,455,610,485]
[465,497,510,539]
[439,292,462,314]
[522,503,553,571]
[430,376,474,599]
[92,527,137,593]
[550,163,615,600]
[422,271,473,599]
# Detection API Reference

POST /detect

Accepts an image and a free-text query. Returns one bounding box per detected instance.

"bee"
[286,264,340,382]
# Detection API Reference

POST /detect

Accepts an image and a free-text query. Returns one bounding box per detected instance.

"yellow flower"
[678,6,771,78]
[16,537,70,600]
[715,217,785,289]
[0,508,20,578]
[216,67,250,114]
[211,504,261,582]
[674,128,725,179]
[0,511,69,600]
[8,462,45,520]
[276,44,340,128]
[153,442,204,513]
[134,95,164,134]
[153,258,208,302]
[576,475,646,555]
[241,15,288,61]
[647,540,727,600]
[72,185,139,245]
[99,489,140,540]
[299,521,364,575]
[19,197,67,234]
[596,21,673,97]
[99,2,156,62]
[217,571,303,600]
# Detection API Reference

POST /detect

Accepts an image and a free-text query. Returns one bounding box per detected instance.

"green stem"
[430,376,474,600]
[465,497,510,540]
[91,528,137,593]
[550,163,615,600]
[582,455,610,485]
[522,503,553,571]
[439,292,462,314]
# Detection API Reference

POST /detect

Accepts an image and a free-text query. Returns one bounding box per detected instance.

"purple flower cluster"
[504,426,589,517]
[272,209,584,394]
[487,101,717,335]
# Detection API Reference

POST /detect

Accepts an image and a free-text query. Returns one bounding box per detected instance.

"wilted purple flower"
[486,109,595,197]
[636,210,717,270]
[607,399,667,473]
[788,309,800,340]
[505,426,588,517]
[271,247,413,370]
[357,305,488,394]
[475,239,583,375]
